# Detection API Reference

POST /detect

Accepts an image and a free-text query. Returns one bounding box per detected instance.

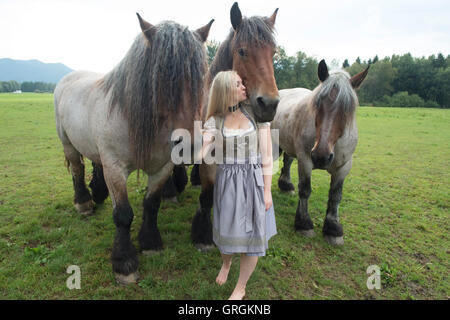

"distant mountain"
[0,58,73,83]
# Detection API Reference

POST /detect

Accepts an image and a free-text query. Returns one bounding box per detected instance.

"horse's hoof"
[195,243,215,252]
[75,201,94,216]
[297,229,315,238]
[115,272,139,285]
[142,250,161,256]
[324,235,344,246]
[278,180,295,193]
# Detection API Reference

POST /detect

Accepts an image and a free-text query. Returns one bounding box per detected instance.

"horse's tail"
[64,154,84,174]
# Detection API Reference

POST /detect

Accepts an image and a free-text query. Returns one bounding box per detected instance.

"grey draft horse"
[54,13,213,284]
[271,60,369,245]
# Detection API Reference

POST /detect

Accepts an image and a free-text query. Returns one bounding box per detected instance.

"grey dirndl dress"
[205,111,277,257]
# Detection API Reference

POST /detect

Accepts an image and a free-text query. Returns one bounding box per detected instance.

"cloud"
[0,0,448,73]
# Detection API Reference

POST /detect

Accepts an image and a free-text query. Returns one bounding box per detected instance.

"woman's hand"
[264,188,273,211]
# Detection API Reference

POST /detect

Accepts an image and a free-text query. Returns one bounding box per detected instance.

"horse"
[190,2,280,250]
[161,2,280,201]
[271,60,369,245]
[54,13,213,284]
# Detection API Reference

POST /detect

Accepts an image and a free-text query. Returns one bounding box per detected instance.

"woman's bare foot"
[228,286,245,300]
[216,262,232,286]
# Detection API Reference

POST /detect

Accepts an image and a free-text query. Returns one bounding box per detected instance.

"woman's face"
[231,75,247,105]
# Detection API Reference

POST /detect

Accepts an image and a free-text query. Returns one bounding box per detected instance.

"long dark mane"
[209,15,276,81]
[101,21,207,169]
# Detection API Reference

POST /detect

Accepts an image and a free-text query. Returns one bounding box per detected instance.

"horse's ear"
[318,59,329,82]
[350,65,370,89]
[230,2,242,31]
[196,19,215,42]
[268,8,279,28]
[136,13,156,40]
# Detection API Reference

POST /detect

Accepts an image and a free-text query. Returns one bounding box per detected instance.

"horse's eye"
[238,48,246,57]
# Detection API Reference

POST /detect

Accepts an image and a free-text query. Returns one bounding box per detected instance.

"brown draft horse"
[271,60,369,245]
[162,2,280,201]
[190,2,280,250]
[54,14,213,284]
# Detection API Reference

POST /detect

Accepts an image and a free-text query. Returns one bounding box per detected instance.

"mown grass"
[0,93,448,299]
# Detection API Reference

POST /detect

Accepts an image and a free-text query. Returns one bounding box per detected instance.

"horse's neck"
[201,45,233,120]
[209,41,233,80]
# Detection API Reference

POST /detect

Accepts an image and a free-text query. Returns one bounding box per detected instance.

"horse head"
[135,13,214,134]
[229,2,280,122]
[310,60,369,169]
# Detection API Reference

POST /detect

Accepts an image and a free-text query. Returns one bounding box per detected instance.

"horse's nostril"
[328,153,334,162]
[257,97,265,107]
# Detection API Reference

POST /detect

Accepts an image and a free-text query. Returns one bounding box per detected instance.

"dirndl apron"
[212,154,277,256]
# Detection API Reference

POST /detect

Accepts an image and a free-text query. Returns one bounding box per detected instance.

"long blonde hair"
[205,70,239,120]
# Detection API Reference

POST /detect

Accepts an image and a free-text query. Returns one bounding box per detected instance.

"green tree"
[435,67,450,108]
[342,59,350,68]
[359,59,395,102]
[2,81,11,92]
[391,53,419,95]
[206,40,220,66]
[292,51,319,89]
[273,46,295,89]
[347,61,366,77]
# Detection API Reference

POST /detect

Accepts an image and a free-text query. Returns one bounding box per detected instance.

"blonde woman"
[200,70,277,300]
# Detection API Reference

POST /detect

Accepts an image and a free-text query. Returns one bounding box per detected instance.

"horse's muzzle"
[254,96,279,122]
[311,151,334,169]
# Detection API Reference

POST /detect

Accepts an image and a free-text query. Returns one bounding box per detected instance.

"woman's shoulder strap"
[240,102,258,127]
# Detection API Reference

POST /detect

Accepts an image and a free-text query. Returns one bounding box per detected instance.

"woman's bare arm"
[196,129,215,162]
[258,124,273,196]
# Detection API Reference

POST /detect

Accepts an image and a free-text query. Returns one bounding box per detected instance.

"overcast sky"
[1,0,449,73]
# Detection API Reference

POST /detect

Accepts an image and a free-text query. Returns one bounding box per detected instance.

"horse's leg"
[162,172,178,203]
[294,161,315,237]
[63,144,93,215]
[190,163,201,186]
[89,162,109,204]
[191,163,215,251]
[102,163,138,285]
[162,165,188,202]
[173,165,188,193]
[323,159,352,246]
[278,151,295,194]
[138,162,174,255]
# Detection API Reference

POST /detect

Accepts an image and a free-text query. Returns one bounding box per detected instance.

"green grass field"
[0,93,448,299]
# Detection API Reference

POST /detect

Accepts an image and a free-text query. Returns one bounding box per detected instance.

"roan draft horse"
[190,2,280,250]
[271,60,369,245]
[54,14,213,284]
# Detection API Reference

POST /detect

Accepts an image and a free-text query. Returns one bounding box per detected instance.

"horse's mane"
[313,69,358,124]
[209,15,276,81]
[100,21,207,169]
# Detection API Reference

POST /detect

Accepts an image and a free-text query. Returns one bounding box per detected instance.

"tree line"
[2,45,449,108]
[207,41,449,108]
[0,81,56,93]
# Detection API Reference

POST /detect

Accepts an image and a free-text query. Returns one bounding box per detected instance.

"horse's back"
[55,70,103,104]
[54,70,106,163]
